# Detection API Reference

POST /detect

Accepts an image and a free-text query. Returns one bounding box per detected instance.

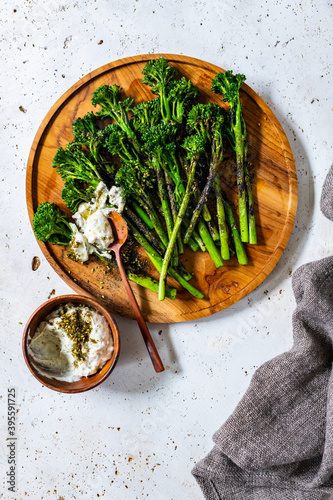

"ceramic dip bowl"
[22,295,120,393]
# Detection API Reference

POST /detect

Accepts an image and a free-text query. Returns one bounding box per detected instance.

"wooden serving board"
[26,54,297,323]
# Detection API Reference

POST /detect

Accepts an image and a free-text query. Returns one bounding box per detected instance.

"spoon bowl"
[108,210,128,246]
[108,211,164,373]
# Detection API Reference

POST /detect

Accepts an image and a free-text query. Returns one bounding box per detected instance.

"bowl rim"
[22,294,120,393]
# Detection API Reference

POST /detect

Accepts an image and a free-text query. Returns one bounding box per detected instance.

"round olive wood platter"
[26,54,298,323]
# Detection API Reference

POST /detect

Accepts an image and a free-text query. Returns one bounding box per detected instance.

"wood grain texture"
[26,54,298,323]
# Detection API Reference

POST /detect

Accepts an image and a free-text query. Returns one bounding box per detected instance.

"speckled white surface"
[1,0,333,498]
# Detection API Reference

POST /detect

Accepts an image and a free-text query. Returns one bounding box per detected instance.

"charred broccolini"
[211,70,256,244]
[33,58,256,302]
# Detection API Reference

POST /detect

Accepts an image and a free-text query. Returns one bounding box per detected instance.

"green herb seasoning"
[58,306,93,366]
[66,240,81,262]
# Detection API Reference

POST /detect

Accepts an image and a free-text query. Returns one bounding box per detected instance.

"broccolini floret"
[61,179,95,213]
[167,77,199,123]
[72,111,99,146]
[131,98,162,135]
[115,160,156,200]
[211,71,246,106]
[141,121,184,202]
[103,123,140,163]
[52,142,103,189]
[72,111,114,174]
[33,202,73,245]
[115,159,168,248]
[142,58,199,124]
[142,58,178,97]
[141,122,177,162]
[91,84,140,152]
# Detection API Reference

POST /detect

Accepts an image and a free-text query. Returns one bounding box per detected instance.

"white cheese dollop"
[84,210,114,250]
[109,185,126,214]
[28,303,114,382]
[67,223,91,263]
[68,182,125,264]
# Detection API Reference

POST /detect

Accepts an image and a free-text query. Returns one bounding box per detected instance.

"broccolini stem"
[175,260,192,281]
[155,165,174,240]
[154,166,178,266]
[138,195,169,248]
[182,219,206,252]
[187,238,200,253]
[234,100,249,243]
[201,203,220,242]
[244,160,257,244]
[158,157,198,301]
[167,151,186,205]
[181,158,219,244]
[128,273,177,300]
[124,217,162,260]
[130,201,154,230]
[161,93,172,122]
[125,217,203,299]
[167,266,204,300]
[124,207,165,254]
[165,172,184,255]
[202,203,211,222]
[201,204,219,241]
[98,253,177,300]
[164,153,206,253]
[213,176,230,261]
[183,162,216,244]
[237,161,248,243]
[223,196,248,265]
[197,218,224,268]
[181,156,220,257]
[207,220,220,241]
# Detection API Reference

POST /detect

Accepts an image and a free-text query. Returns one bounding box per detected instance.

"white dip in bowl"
[27,302,114,382]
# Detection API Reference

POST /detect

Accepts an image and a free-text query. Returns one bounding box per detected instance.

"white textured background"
[1,0,333,498]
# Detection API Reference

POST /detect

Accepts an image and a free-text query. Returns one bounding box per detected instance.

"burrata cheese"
[67,181,125,264]
[67,223,92,263]
[109,185,126,213]
[84,210,114,250]
[28,303,114,382]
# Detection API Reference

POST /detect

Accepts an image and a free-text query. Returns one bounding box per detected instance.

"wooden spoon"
[108,211,164,373]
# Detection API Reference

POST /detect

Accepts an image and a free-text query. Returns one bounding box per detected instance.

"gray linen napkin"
[192,166,333,499]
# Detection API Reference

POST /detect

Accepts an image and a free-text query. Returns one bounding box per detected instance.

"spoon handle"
[114,249,165,373]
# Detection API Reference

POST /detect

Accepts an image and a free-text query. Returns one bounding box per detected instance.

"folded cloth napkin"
[192,166,333,500]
